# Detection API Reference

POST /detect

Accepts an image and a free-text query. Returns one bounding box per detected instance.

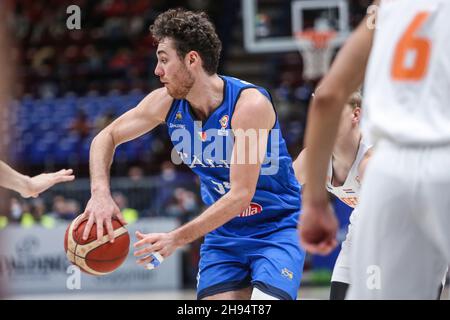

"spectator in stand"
[154,161,194,215]
[94,109,116,134]
[69,110,91,141]
[128,165,145,182]
[20,197,56,229]
[9,197,24,223]
[113,191,139,224]
[165,188,199,222]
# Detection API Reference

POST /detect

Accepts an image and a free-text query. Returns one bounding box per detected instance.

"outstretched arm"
[300,6,377,255]
[133,89,276,267]
[0,161,74,198]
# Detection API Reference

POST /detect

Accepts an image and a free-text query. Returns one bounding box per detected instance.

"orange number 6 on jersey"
[392,12,431,81]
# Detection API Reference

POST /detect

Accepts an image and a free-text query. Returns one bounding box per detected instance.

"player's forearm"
[303,93,345,203]
[89,131,116,195]
[170,190,252,246]
[0,161,31,195]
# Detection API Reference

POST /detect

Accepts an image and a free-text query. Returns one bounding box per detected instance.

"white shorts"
[331,208,360,284]
[347,141,450,299]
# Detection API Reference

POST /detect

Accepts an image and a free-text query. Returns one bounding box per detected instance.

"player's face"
[154,38,194,99]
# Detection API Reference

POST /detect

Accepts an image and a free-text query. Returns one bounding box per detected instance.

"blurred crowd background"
[1,0,370,289]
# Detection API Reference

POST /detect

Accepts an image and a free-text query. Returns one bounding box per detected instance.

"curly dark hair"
[150,8,222,75]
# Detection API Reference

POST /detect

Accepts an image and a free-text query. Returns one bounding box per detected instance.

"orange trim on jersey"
[340,197,358,207]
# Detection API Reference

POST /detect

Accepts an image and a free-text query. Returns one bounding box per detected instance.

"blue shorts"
[196,227,305,300]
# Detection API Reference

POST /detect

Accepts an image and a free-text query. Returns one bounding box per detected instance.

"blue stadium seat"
[16,93,158,166]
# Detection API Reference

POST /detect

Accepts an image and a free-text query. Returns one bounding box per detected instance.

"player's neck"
[186,74,224,121]
[332,129,362,169]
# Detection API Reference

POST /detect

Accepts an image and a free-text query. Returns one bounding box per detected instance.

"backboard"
[242,0,350,53]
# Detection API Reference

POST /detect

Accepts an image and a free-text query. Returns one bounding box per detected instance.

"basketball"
[64,215,130,275]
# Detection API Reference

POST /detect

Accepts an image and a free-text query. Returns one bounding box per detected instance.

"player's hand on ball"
[21,169,75,198]
[298,200,338,255]
[75,192,127,244]
[133,231,178,269]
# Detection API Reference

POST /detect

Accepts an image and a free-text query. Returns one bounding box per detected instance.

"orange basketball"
[64,215,130,275]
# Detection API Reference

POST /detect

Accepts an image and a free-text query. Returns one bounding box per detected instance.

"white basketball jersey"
[326,139,371,208]
[362,0,450,146]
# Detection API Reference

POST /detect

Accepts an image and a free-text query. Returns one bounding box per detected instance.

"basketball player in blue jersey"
[76,8,305,300]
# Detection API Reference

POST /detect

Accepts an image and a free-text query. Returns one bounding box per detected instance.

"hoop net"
[295,30,337,80]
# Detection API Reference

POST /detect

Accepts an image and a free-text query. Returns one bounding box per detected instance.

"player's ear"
[353,107,361,123]
[186,51,199,67]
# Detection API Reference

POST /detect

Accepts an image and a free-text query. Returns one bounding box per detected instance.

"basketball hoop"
[295,30,337,80]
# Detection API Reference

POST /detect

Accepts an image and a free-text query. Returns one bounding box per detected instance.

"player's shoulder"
[237,87,270,106]
[293,148,307,185]
[146,87,173,106]
[232,88,274,128]
[361,144,373,162]
[297,147,308,161]
[139,87,174,121]
[358,147,373,179]
[224,75,269,95]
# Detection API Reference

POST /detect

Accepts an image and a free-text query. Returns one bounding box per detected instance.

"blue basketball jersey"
[165,76,301,237]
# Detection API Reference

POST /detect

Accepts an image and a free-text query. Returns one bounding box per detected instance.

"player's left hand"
[22,169,75,198]
[298,199,339,255]
[133,231,179,269]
